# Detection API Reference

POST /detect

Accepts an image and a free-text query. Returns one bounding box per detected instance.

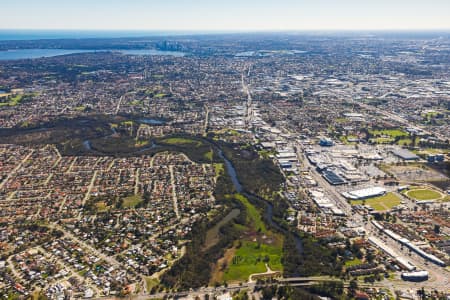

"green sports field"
[351,192,401,211]
[406,189,442,201]
[223,241,283,282]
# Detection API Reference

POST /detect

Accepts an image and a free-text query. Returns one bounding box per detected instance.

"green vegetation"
[351,192,401,211]
[218,141,284,199]
[214,163,224,177]
[369,128,408,138]
[367,128,413,145]
[130,99,143,106]
[218,194,283,282]
[158,135,220,164]
[344,258,362,267]
[204,149,214,161]
[223,241,282,282]
[122,195,143,208]
[406,189,442,201]
[283,233,343,278]
[145,277,159,292]
[161,163,238,290]
[120,120,134,126]
[95,201,109,212]
[135,140,149,147]
[233,194,267,233]
[154,93,167,98]
[160,137,201,146]
[0,94,29,107]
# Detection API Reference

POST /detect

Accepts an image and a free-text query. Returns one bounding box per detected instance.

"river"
[216,148,304,253]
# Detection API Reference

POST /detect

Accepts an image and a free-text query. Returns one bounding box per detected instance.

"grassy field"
[212,194,283,283]
[369,128,411,145]
[214,163,224,177]
[233,194,267,233]
[223,241,283,282]
[122,195,143,208]
[0,94,24,107]
[160,137,201,146]
[95,201,109,212]
[406,189,442,201]
[204,150,213,161]
[397,138,414,146]
[351,192,401,211]
[369,129,409,138]
[145,277,159,291]
[344,258,362,267]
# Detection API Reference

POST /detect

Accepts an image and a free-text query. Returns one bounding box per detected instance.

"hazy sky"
[1,0,450,31]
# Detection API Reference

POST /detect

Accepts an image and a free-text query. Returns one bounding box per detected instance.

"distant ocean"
[1,29,448,41]
[0,29,220,41]
[0,30,193,60]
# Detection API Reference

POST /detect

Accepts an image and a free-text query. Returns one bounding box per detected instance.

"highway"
[242,72,254,129]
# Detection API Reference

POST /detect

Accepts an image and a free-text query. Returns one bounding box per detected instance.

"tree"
[349,279,358,296]
[434,224,441,234]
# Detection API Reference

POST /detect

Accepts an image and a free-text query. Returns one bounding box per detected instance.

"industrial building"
[391,148,419,160]
[372,221,446,267]
[401,271,429,282]
[342,187,387,200]
[368,236,416,272]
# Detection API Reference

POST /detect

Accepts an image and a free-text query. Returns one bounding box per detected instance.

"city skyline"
[1,0,450,31]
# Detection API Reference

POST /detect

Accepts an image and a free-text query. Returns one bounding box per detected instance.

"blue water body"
[0,49,101,60]
[0,29,201,41]
[139,118,166,125]
[0,49,185,61]
[0,90,6,94]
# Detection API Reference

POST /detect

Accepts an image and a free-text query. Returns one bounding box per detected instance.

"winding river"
[216,149,304,253]
[79,135,303,253]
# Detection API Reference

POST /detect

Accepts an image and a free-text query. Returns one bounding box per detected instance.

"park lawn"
[397,138,413,146]
[204,150,213,161]
[8,94,24,106]
[122,195,143,208]
[345,258,362,267]
[161,137,201,146]
[214,163,224,177]
[154,93,167,98]
[406,189,442,201]
[372,137,394,144]
[223,241,283,282]
[351,193,401,211]
[0,94,24,107]
[233,194,267,233]
[369,128,409,138]
[145,277,159,291]
[130,99,142,106]
[95,201,109,212]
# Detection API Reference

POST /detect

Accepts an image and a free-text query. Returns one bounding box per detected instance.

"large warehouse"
[342,187,387,200]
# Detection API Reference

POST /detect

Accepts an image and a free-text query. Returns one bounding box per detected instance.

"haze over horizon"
[1,0,450,32]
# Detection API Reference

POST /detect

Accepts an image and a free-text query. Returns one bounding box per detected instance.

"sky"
[1,0,450,31]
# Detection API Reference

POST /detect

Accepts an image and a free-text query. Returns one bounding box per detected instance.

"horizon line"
[1,28,450,33]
